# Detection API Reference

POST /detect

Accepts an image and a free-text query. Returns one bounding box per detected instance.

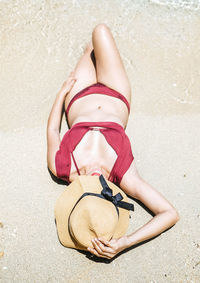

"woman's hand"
[87,236,129,259]
[60,72,76,96]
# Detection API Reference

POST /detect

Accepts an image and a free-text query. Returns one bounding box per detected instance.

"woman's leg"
[65,43,97,106]
[92,24,131,103]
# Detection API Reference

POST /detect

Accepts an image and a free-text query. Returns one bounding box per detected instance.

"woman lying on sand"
[47,24,179,259]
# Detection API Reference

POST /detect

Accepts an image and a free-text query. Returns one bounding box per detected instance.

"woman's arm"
[47,73,76,176]
[88,162,179,259]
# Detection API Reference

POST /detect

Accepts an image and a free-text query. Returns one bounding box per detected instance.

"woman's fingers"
[60,73,77,95]
[98,238,110,246]
[87,237,127,259]
[69,71,76,77]
[87,247,110,259]
[68,71,76,81]
[68,78,76,86]
[88,238,115,259]
[67,75,77,87]
[92,238,107,253]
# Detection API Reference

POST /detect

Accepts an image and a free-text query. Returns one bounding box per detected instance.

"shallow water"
[1,1,200,282]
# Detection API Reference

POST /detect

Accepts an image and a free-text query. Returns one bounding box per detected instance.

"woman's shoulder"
[119,161,142,198]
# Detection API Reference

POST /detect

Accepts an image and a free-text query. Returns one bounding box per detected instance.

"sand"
[0,0,200,282]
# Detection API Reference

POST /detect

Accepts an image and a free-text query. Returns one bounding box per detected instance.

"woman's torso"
[65,93,129,128]
[68,125,118,182]
[64,92,130,183]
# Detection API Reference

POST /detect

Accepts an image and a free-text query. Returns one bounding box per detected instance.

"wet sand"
[0,0,200,282]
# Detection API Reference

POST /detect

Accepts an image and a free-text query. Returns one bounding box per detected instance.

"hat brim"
[55,176,130,250]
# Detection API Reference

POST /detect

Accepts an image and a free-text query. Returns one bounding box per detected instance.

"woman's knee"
[92,23,110,39]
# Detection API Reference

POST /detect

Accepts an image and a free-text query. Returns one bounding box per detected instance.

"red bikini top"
[55,122,134,186]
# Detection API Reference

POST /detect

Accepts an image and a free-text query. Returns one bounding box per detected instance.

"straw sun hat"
[55,175,134,251]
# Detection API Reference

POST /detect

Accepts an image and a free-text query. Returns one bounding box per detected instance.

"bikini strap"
[71,152,81,175]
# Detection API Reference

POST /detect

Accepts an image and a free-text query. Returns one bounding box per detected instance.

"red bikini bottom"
[65,83,130,116]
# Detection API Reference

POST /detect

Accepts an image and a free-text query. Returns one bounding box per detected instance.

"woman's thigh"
[65,44,97,107]
[92,24,131,103]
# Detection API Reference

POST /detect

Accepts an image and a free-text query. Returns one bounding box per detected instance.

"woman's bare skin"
[47,24,179,259]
